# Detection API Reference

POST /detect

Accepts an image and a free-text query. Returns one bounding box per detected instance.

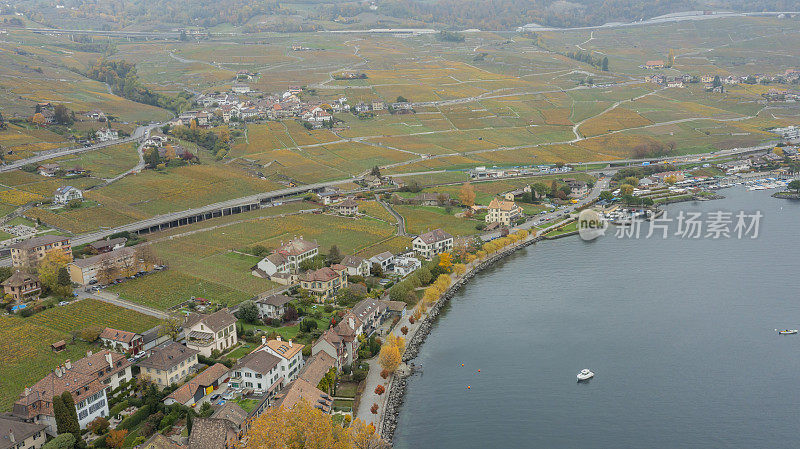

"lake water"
[393,188,800,449]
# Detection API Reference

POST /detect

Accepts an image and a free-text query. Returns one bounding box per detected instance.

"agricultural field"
[394,205,481,237]
[109,207,400,309]
[0,299,158,412]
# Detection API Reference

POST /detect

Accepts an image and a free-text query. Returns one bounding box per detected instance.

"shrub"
[380,369,390,379]
[409,316,415,324]
[117,405,149,430]
[370,404,378,414]
[400,326,408,335]
[374,385,385,395]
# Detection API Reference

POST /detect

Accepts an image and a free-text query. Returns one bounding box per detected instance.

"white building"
[340,255,370,277]
[95,128,118,142]
[230,344,284,394]
[261,337,305,383]
[184,309,238,357]
[412,229,454,259]
[393,255,421,277]
[255,294,293,319]
[368,251,394,272]
[54,186,83,205]
[485,198,522,226]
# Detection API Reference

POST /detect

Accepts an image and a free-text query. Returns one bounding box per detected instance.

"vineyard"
[0,299,158,412]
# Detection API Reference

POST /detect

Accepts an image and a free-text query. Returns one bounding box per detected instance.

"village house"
[362,174,384,187]
[564,179,588,198]
[255,294,293,319]
[188,418,239,449]
[330,198,359,216]
[37,163,60,177]
[340,255,370,277]
[140,326,171,352]
[164,363,230,407]
[0,416,46,449]
[85,109,106,121]
[252,236,319,280]
[299,265,347,301]
[2,271,41,303]
[139,434,186,449]
[67,247,139,285]
[261,337,305,383]
[95,128,118,142]
[99,327,143,355]
[184,309,238,357]
[210,402,250,436]
[645,60,665,69]
[274,378,332,413]
[10,235,72,268]
[89,237,127,254]
[53,186,82,205]
[368,251,394,273]
[13,350,132,435]
[351,299,388,337]
[412,229,454,259]
[485,198,522,226]
[652,171,686,182]
[393,254,422,277]
[230,345,284,395]
[138,342,200,387]
[312,314,361,370]
[231,83,251,94]
[372,101,385,111]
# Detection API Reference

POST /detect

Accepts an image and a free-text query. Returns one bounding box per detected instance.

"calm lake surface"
[393,188,800,449]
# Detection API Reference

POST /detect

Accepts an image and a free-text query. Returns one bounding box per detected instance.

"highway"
[0,123,162,173]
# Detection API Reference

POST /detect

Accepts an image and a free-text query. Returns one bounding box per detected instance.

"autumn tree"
[619,184,635,196]
[385,334,405,355]
[438,252,452,271]
[96,254,119,285]
[158,314,184,340]
[38,251,72,296]
[623,176,640,187]
[458,182,476,206]
[106,429,127,449]
[664,175,677,185]
[238,399,386,449]
[31,113,46,127]
[379,344,401,373]
[452,263,467,276]
[374,385,385,395]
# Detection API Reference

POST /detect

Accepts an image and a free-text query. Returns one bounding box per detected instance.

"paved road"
[0,123,162,173]
[75,288,168,319]
[378,200,406,235]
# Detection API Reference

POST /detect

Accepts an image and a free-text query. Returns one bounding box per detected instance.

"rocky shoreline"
[380,234,539,441]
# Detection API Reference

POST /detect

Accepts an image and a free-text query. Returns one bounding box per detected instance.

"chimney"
[54,367,62,378]
[8,429,14,444]
[276,335,281,342]
[64,359,71,370]
[349,317,354,330]
[289,339,293,347]
[24,387,31,397]
[86,350,93,357]
[261,336,266,345]
[105,352,113,369]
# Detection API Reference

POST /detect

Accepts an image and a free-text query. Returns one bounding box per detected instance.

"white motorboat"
[777,329,798,335]
[577,369,594,381]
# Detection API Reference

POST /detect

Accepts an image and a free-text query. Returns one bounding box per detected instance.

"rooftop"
[276,237,319,257]
[0,416,46,449]
[415,228,453,244]
[232,349,281,375]
[9,235,70,251]
[99,327,139,344]
[138,342,198,371]
[264,338,303,361]
[165,363,229,405]
[184,308,237,333]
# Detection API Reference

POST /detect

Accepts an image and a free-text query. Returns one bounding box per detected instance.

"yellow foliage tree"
[239,399,387,449]
[465,254,477,264]
[476,250,487,260]
[619,184,635,196]
[379,344,401,373]
[664,175,677,186]
[434,274,451,291]
[38,251,72,293]
[31,113,46,126]
[452,263,467,276]
[458,182,476,206]
[386,334,405,355]
[438,252,452,271]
